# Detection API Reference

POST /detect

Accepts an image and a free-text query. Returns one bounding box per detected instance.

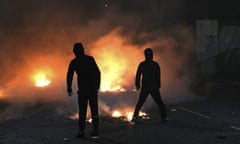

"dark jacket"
[67,55,101,92]
[135,60,161,90]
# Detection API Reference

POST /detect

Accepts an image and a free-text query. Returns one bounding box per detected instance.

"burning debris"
[111,110,150,122]
[69,109,149,122]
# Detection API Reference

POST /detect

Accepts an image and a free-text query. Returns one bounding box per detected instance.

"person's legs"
[89,91,99,138]
[133,89,149,119]
[77,91,88,137]
[150,90,167,121]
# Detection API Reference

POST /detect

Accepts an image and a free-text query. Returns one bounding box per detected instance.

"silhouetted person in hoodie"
[67,42,101,138]
[132,48,167,122]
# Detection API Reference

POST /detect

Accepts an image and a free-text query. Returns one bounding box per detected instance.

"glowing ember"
[126,112,134,121]
[111,110,149,121]
[33,72,51,87]
[112,110,122,118]
[87,118,93,123]
[139,112,150,119]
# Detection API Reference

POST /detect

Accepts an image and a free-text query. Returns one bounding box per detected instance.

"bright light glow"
[126,112,134,121]
[69,113,78,120]
[69,110,149,122]
[88,118,93,123]
[139,112,149,119]
[104,4,109,7]
[112,110,122,118]
[101,82,126,92]
[90,28,143,92]
[98,53,127,92]
[33,72,51,87]
[111,110,149,122]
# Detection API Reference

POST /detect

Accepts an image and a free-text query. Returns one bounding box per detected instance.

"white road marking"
[230,125,240,131]
[176,106,240,133]
[176,106,213,120]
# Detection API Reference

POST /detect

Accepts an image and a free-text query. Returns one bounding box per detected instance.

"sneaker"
[91,131,99,139]
[76,131,85,139]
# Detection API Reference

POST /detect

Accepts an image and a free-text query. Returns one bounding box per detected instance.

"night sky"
[183,0,240,24]
[0,0,239,26]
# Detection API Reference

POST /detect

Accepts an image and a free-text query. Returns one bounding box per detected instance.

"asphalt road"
[0,88,240,144]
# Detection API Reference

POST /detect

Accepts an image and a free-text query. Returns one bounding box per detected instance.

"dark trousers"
[78,90,99,133]
[133,88,167,119]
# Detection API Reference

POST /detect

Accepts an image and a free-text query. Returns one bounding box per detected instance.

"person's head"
[144,48,153,61]
[73,42,85,57]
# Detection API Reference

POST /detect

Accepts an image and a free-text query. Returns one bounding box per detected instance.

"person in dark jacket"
[132,48,167,122]
[67,42,101,138]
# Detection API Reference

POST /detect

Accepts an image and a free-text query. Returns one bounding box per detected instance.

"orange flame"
[111,110,149,121]
[69,110,148,122]
[112,110,122,117]
[90,28,143,92]
[33,72,51,87]
[95,47,129,92]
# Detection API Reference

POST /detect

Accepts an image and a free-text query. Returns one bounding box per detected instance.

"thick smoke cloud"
[0,0,196,119]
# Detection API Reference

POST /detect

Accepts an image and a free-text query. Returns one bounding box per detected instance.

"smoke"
[0,0,196,120]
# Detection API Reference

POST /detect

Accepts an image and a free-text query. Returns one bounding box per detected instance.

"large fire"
[90,28,144,92]
[97,51,128,92]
